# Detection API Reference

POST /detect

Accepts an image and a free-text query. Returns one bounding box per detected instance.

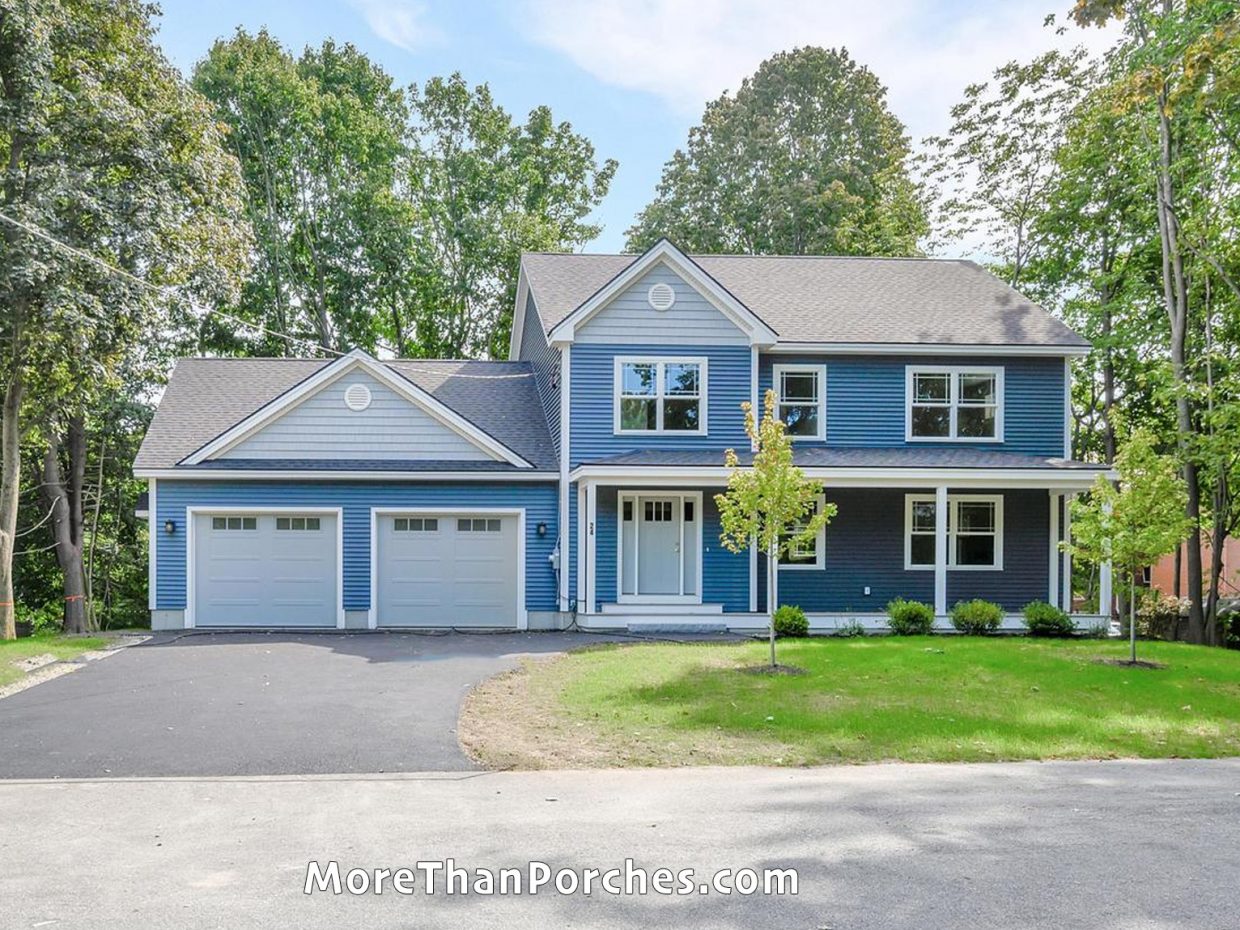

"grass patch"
[460,638,1240,769]
[0,634,109,690]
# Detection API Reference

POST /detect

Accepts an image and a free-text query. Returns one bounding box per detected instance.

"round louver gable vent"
[647,282,676,311]
[343,382,372,412]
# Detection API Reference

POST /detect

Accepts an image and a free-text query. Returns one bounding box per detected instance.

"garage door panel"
[194,513,338,628]
[377,513,518,627]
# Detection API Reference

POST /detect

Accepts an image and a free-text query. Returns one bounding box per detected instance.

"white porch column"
[1061,496,1073,611]
[584,480,597,615]
[934,485,948,617]
[1048,492,1061,608]
[1099,560,1113,620]
[576,482,586,613]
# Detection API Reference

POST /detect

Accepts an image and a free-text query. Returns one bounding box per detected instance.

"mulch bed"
[740,664,806,676]
[1093,657,1168,670]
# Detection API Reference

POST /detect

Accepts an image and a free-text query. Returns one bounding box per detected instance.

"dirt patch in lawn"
[458,654,625,770]
[458,646,799,770]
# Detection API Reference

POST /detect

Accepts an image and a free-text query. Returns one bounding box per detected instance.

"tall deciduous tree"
[193,30,407,354]
[403,75,617,358]
[0,0,250,636]
[627,47,926,257]
[1067,429,1193,662]
[716,390,835,668]
[1072,0,1240,642]
[921,47,1093,287]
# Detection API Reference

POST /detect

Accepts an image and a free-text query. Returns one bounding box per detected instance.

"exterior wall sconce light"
[164,520,176,534]
[536,522,548,537]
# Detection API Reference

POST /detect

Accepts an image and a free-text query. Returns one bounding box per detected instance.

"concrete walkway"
[2,758,1237,929]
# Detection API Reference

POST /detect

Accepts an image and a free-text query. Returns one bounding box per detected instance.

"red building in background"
[1149,538,1240,599]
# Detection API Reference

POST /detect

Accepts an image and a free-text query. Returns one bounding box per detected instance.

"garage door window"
[276,516,321,531]
[394,517,438,532]
[458,518,501,532]
[212,516,257,531]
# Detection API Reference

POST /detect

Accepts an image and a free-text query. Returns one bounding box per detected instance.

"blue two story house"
[135,239,1111,632]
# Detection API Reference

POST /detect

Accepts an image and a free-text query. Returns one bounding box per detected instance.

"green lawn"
[0,634,109,690]
[459,638,1240,769]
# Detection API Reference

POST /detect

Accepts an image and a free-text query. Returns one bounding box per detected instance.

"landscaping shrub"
[1022,601,1075,637]
[834,619,866,638]
[950,599,1004,635]
[773,605,809,638]
[886,597,935,635]
[1137,590,1187,640]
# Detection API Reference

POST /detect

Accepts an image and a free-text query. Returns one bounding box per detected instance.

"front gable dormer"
[546,240,777,349]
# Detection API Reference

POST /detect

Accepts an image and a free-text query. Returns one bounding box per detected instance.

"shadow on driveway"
[0,630,640,779]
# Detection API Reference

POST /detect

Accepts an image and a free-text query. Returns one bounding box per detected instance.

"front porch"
[570,462,1110,633]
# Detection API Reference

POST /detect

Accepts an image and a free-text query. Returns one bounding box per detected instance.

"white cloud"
[518,0,1120,140]
[352,0,443,52]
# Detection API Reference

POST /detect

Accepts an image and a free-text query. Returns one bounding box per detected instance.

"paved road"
[2,759,1237,929]
[0,631,628,778]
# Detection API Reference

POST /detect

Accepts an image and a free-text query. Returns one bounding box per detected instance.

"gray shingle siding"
[575,265,749,346]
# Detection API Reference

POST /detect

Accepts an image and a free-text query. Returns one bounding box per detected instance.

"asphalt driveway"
[0,631,612,779]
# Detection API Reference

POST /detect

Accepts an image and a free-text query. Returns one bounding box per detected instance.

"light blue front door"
[637,497,681,596]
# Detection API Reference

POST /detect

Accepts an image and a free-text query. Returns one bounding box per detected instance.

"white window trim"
[779,493,827,571]
[904,493,1004,571]
[613,356,708,436]
[905,366,1005,443]
[772,364,827,442]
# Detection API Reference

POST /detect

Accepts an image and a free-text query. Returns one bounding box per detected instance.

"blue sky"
[155,1,1117,253]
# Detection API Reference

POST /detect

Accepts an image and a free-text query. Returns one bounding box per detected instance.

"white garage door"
[192,512,338,628]
[375,513,520,627]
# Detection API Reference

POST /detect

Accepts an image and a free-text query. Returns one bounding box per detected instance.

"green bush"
[16,601,62,636]
[1022,601,1075,637]
[950,599,1004,635]
[773,605,809,638]
[886,597,935,635]
[834,619,866,638]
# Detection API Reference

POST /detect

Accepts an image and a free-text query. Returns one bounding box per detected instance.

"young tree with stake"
[716,390,835,668]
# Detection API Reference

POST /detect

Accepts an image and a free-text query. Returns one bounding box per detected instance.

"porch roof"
[581,448,1105,471]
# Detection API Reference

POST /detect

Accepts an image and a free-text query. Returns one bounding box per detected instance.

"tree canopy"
[627,47,926,256]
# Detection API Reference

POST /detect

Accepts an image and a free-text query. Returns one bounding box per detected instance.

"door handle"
[674,543,681,553]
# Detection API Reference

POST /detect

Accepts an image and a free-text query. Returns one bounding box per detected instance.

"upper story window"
[773,364,826,441]
[906,366,1004,442]
[614,357,707,435]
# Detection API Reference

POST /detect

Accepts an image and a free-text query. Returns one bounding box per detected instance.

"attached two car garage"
[189,509,522,629]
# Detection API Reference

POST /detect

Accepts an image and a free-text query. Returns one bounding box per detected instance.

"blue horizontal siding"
[154,480,558,612]
[755,488,1049,614]
[758,354,1065,457]
[519,291,561,460]
[570,344,751,468]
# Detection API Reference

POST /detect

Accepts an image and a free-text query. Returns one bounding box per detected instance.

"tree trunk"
[0,371,23,640]
[767,543,778,669]
[1153,83,1206,643]
[41,416,89,634]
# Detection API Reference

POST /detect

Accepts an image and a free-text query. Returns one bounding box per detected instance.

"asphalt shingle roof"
[521,252,1088,348]
[134,358,557,471]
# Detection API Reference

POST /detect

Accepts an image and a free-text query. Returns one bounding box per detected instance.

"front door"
[619,492,700,603]
[637,497,680,595]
